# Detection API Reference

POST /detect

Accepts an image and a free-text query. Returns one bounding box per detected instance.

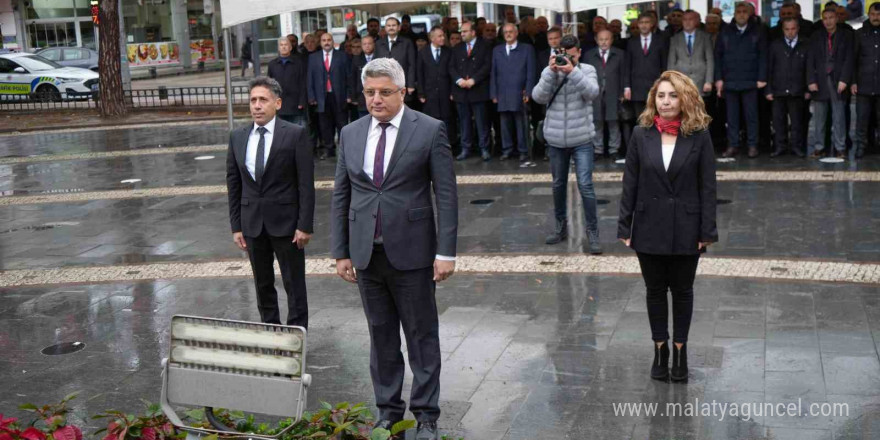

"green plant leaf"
[390,420,416,435]
[369,428,391,440]
[182,409,204,422]
[320,402,332,411]
[307,433,327,438]
[62,393,79,403]
[18,404,38,411]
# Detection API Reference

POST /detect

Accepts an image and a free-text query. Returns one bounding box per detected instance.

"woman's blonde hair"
[638,70,711,136]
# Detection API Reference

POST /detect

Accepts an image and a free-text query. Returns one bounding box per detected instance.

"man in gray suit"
[668,10,715,96]
[330,58,458,440]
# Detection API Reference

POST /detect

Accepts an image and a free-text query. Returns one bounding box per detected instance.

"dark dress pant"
[245,229,308,328]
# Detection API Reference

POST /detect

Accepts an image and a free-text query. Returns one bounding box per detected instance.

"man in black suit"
[267,37,308,128]
[766,17,809,157]
[331,58,458,440]
[807,6,854,159]
[417,26,453,122]
[226,77,315,328]
[624,13,668,133]
[449,20,493,161]
[307,33,349,159]
[349,35,377,119]
[852,2,880,158]
[770,3,811,41]
[586,30,625,160]
[376,17,417,99]
[534,27,564,160]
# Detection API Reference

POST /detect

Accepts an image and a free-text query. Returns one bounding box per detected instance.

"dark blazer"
[490,42,537,112]
[331,107,458,271]
[348,53,375,112]
[226,118,316,237]
[449,38,492,103]
[624,34,668,101]
[617,126,718,255]
[307,49,349,113]
[766,38,809,97]
[806,27,855,101]
[417,45,453,120]
[853,23,880,96]
[375,36,417,89]
[584,46,625,121]
[267,56,308,116]
[714,22,767,90]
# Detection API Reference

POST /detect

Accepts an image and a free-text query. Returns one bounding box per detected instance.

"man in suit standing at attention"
[491,23,536,162]
[349,35,377,119]
[668,10,715,99]
[624,13,668,135]
[586,30,625,160]
[450,20,493,161]
[376,17,417,100]
[766,17,809,157]
[267,38,308,128]
[331,58,458,440]
[417,26,453,123]
[308,33,349,160]
[227,77,315,328]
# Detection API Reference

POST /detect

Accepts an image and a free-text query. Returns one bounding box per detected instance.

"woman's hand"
[620,238,631,247]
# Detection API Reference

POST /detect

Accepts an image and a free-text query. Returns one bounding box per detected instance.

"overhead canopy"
[219,0,632,29]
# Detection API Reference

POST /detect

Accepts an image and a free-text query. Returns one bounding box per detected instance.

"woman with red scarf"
[617,70,718,383]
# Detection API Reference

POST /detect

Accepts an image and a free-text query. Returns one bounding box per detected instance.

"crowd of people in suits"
[259,0,880,162]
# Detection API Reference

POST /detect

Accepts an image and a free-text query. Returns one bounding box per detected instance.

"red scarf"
[654,115,681,136]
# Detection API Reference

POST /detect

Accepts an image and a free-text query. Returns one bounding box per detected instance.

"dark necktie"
[373,122,391,239]
[687,34,693,55]
[601,50,606,67]
[255,126,267,184]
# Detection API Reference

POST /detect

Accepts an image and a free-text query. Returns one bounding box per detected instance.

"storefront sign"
[126,42,181,67]
[190,39,216,63]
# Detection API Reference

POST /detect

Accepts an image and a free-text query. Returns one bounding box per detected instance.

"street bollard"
[158,86,168,100]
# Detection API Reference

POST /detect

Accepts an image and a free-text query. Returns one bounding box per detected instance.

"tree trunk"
[98,0,127,117]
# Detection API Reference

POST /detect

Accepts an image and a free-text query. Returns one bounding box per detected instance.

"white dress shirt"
[683,30,696,50]
[506,41,518,56]
[431,44,442,61]
[786,37,798,49]
[363,106,455,261]
[245,117,276,180]
[365,52,374,63]
[662,142,675,171]
[736,23,748,34]
[642,33,653,51]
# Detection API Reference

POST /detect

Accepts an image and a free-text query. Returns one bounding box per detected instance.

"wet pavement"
[1,122,879,439]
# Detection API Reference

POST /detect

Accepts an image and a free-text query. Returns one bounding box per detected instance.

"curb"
[0,115,249,134]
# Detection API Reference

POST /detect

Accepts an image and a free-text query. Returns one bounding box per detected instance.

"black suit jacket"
[766,38,809,97]
[375,36,417,89]
[417,45,453,119]
[449,38,492,103]
[267,56,308,116]
[806,27,854,101]
[226,119,316,237]
[617,126,718,255]
[348,53,373,112]
[624,34,668,101]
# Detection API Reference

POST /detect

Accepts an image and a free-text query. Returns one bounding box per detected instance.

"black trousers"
[318,92,346,154]
[771,96,805,153]
[357,245,441,423]
[855,94,880,155]
[636,253,700,344]
[725,89,759,149]
[244,230,308,328]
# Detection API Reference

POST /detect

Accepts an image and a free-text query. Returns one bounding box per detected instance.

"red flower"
[0,433,16,440]
[52,425,82,440]
[20,427,47,440]
[0,415,17,430]
[140,427,156,440]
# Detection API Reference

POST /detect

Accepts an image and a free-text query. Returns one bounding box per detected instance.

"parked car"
[0,53,99,102]
[35,47,99,71]
[357,14,442,37]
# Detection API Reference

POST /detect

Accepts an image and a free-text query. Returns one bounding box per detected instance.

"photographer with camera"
[532,35,603,254]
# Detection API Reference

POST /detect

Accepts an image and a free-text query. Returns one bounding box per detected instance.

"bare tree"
[97,0,126,117]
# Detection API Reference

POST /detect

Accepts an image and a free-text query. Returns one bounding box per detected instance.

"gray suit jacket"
[330,107,458,271]
[668,29,714,93]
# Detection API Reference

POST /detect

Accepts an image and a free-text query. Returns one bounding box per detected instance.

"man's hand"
[805,92,811,100]
[623,88,632,101]
[466,79,476,88]
[715,80,724,97]
[336,259,357,283]
[620,238,631,247]
[233,232,247,250]
[492,98,498,103]
[703,83,713,93]
[433,259,455,282]
[420,97,427,103]
[548,54,559,72]
[558,58,575,74]
[766,94,774,101]
[293,230,311,249]
[346,98,351,103]
[309,100,318,106]
[851,84,858,95]
[808,83,819,92]
[407,87,415,94]
[298,105,304,110]
[698,242,712,250]
[523,96,530,103]
[757,81,767,89]
[837,81,847,94]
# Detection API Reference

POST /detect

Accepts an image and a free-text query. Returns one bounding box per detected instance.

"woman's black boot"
[671,343,688,382]
[651,340,669,381]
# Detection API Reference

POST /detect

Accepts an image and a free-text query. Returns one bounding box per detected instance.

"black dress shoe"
[416,421,439,440]
[792,148,806,158]
[747,146,759,158]
[372,419,399,434]
[318,152,327,160]
[500,153,511,161]
[835,151,846,160]
[722,147,739,158]
[671,343,688,382]
[455,152,469,161]
[482,152,491,162]
[651,340,669,381]
[769,149,784,158]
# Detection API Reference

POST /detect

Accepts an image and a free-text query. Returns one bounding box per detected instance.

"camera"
[554,54,571,66]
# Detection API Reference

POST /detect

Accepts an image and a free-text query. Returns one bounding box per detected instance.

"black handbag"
[536,77,568,145]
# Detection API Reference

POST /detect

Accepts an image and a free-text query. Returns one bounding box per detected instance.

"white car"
[0,53,99,102]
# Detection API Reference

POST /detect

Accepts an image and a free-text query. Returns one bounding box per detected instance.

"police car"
[0,53,99,102]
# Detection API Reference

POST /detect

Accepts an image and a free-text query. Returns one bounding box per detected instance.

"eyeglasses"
[363,87,404,98]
